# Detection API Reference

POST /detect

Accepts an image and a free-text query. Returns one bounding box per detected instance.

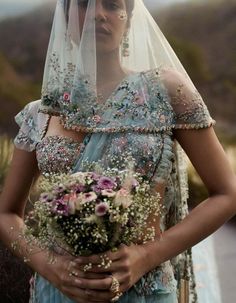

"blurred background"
[0,0,235,302]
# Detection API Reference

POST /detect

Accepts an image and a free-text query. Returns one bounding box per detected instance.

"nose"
[95,2,107,22]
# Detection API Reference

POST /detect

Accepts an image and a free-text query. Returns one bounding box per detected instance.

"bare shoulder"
[158,67,190,95]
[0,147,39,216]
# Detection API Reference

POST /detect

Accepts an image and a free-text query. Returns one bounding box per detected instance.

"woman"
[0,0,235,302]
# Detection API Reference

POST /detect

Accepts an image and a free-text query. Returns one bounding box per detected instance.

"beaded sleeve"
[159,67,215,130]
[14,100,48,152]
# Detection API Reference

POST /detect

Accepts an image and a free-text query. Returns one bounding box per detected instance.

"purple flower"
[75,184,85,193]
[52,200,69,216]
[40,193,54,203]
[95,202,109,217]
[97,177,117,190]
[91,184,102,194]
[90,172,101,181]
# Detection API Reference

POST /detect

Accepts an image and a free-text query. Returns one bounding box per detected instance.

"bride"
[0,1,235,302]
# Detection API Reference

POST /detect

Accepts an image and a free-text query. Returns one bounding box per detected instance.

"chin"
[96,43,115,55]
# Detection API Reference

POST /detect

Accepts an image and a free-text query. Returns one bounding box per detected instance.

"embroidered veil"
[13,1,216,302]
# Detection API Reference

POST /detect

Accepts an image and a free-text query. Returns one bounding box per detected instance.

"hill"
[0,52,38,134]
[156,0,236,133]
[0,1,235,136]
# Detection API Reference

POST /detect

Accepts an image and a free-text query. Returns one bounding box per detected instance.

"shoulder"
[14,99,48,152]
[141,66,189,86]
[163,68,197,100]
[139,67,189,97]
[20,99,48,119]
[15,99,42,120]
[15,99,48,137]
[22,99,41,114]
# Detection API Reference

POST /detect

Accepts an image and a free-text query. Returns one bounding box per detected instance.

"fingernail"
[75,279,82,285]
[75,258,82,263]
[85,289,91,295]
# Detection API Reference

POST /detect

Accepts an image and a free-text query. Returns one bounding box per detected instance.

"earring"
[122,33,130,57]
[118,10,128,21]
[65,34,73,51]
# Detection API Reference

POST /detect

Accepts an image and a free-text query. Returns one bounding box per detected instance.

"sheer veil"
[38,1,209,301]
[40,0,199,119]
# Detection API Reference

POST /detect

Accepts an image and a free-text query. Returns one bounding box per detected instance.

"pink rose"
[64,193,78,215]
[95,202,109,217]
[92,115,101,124]
[101,189,116,197]
[114,188,132,209]
[63,92,71,102]
[134,95,145,105]
[82,192,98,203]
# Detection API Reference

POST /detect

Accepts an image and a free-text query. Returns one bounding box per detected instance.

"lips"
[96,27,111,35]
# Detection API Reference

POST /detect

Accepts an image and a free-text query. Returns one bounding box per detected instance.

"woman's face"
[78,0,129,54]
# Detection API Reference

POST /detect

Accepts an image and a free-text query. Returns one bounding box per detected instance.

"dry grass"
[0,135,13,188]
[0,242,32,303]
[0,135,32,302]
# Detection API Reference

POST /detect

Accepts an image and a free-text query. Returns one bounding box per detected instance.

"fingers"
[76,257,130,275]
[59,275,113,301]
[69,273,127,292]
[62,271,110,289]
[63,259,126,302]
[76,271,111,279]
[74,276,112,290]
[68,261,112,277]
[73,244,130,274]
[74,244,128,266]
[61,251,130,302]
[53,256,115,303]
[69,284,123,302]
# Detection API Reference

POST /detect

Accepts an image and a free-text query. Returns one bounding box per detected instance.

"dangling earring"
[122,32,130,57]
[65,34,73,51]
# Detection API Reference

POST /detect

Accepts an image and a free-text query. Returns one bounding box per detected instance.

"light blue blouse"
[14,68,215,303]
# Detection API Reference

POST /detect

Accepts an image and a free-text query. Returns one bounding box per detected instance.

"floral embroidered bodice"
[14,67,215,298]
[36,136,87,175]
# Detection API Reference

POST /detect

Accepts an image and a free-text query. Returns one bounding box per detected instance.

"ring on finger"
[110,274,120,294]
[111,292,123,302]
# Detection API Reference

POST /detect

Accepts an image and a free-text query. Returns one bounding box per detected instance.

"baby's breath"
[16,156,163,262]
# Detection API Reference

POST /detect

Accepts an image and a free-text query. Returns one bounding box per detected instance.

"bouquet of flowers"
[23,164,163,260]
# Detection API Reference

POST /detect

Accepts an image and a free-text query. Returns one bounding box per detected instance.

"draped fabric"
[13,0,218,302]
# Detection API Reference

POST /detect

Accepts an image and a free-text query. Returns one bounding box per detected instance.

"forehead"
[77,0,125,3]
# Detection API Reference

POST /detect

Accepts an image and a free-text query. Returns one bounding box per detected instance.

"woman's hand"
[68,243,150,302]
[45,253,112,303]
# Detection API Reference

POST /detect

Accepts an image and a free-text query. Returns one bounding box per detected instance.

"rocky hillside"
[156,0,236,133]
[0,0,235,136]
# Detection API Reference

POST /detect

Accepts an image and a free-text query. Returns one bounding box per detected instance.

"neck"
[96,49,126,85]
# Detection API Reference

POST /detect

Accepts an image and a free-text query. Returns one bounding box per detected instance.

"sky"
[0,0,190,20]
[0,0,184,3]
